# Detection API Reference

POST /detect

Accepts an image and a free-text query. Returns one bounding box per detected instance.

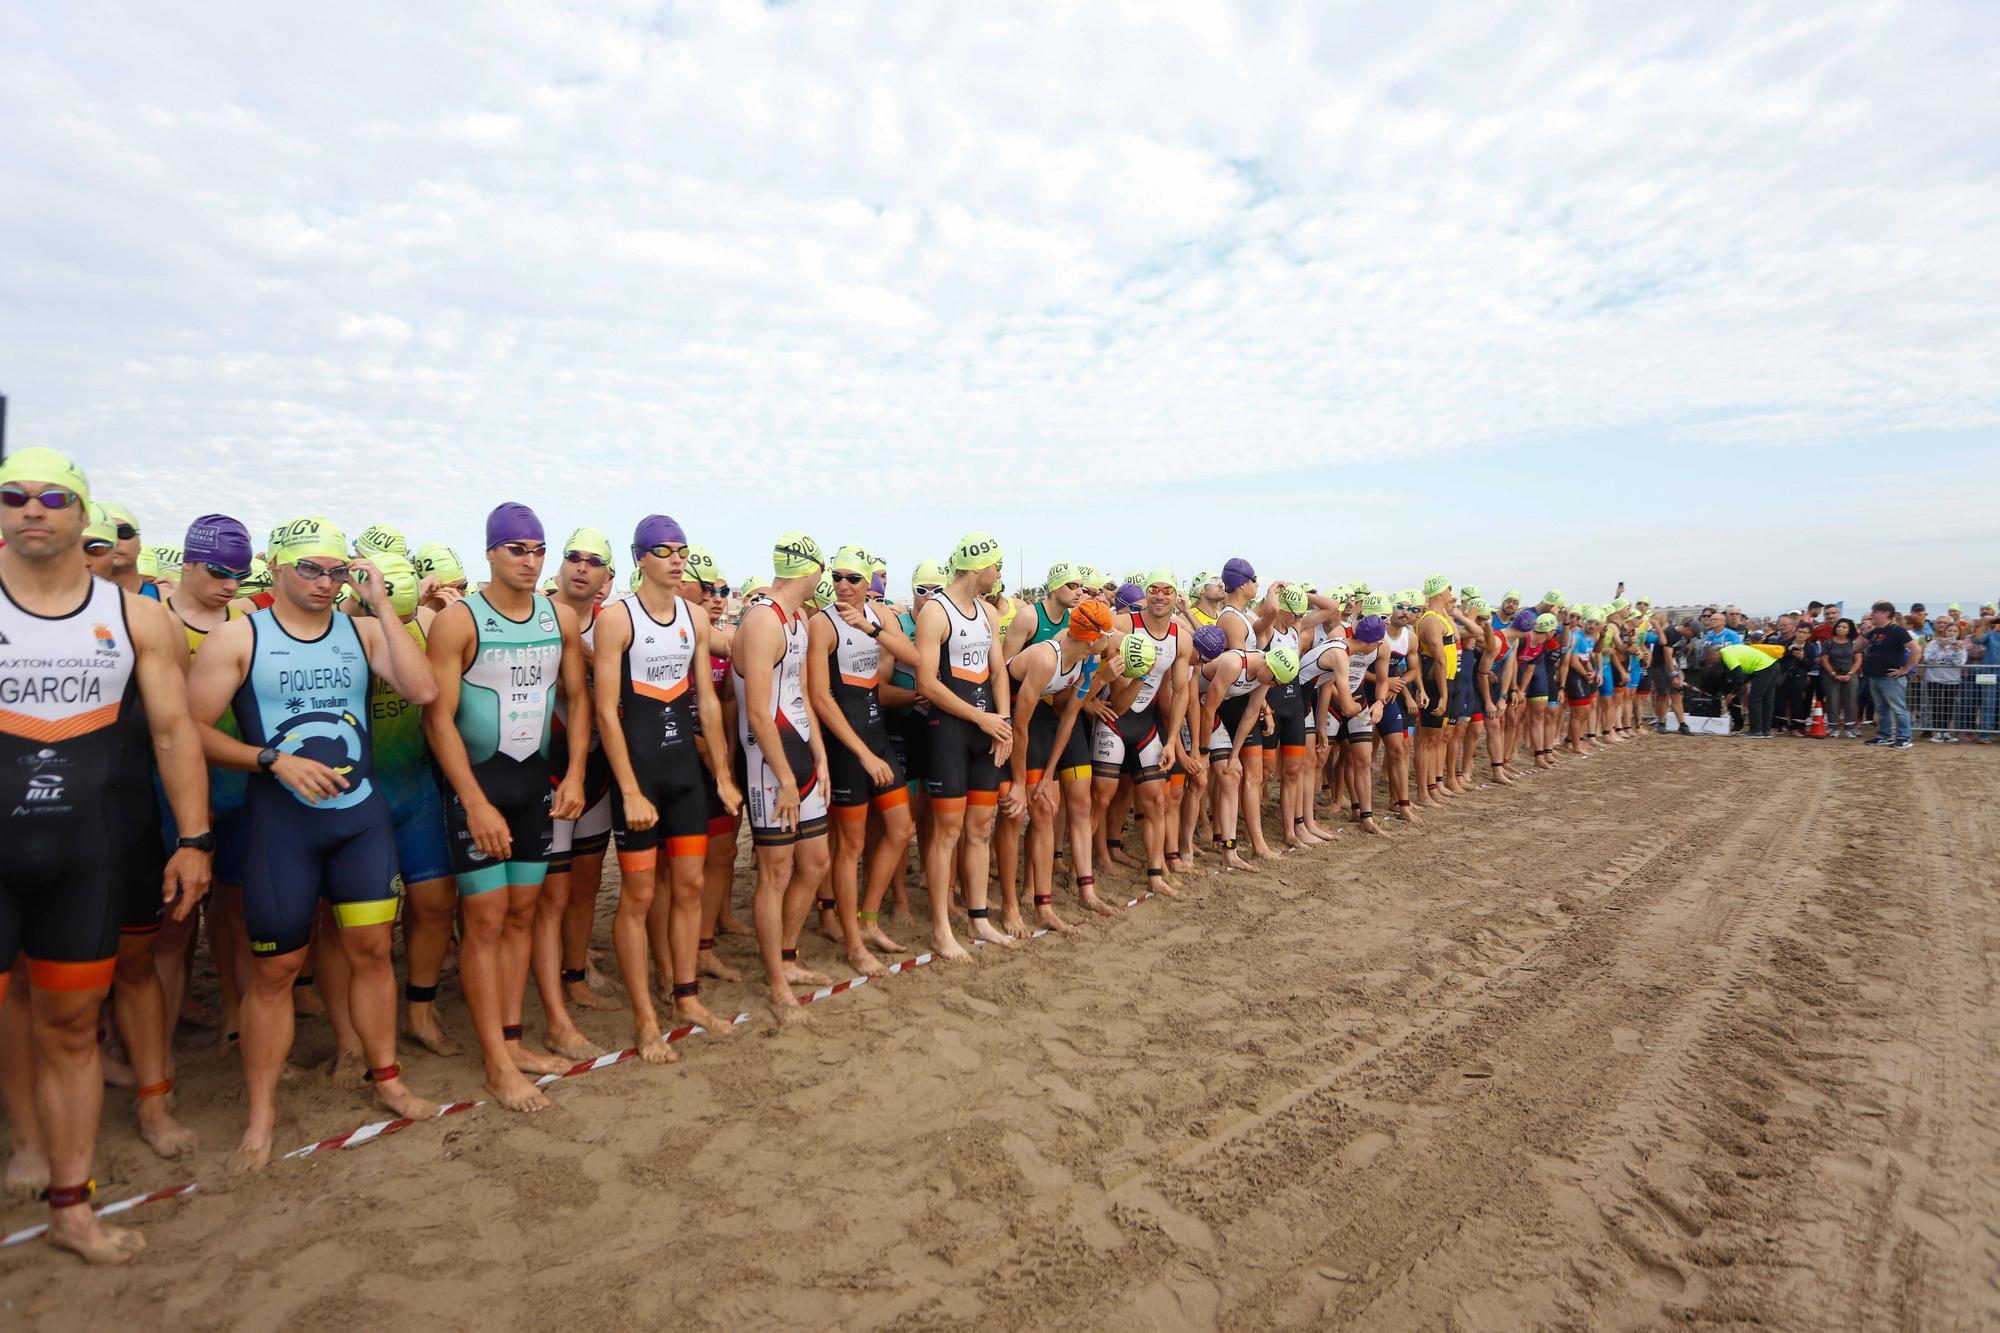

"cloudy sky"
[5,1,1996,609]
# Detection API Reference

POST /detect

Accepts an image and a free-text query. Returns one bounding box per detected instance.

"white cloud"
[1,1,1996,603]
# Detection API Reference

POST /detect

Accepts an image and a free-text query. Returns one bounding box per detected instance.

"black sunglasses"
[830,571,866,585]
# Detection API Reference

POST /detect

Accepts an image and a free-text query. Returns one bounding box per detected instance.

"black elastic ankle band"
[698,937,715,951]
[404,982,439,1004]
[968,907,989,919]
[1147,867,1165,878]
[672,982,699,998]
[780,947,798,962]
[293,974,314,988]
[1034,894,1052,906]
[816,898,835,912]
[501,1023,523,1042]
[560,968,586,985]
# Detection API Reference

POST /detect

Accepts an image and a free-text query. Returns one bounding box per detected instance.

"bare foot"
[845,948,888,979]
[1222,849,1255,871]
[328,1048,369,1090]
[545,1028,604,1062]
[1356,814,1385,836]
[373,1076,441,1123]
[1106,844,1142,871]
[673,995,733,1033]
[399,1006,462,1057]
[769,995,812,1028]
[1149,876,1180,899]
[999,911,1032,940]
[564,978,621,1012]
[485,1069,552,1113]
[889,904,918,929]
[969,916,1016,948]
[46,1211,145,1265]
[4,1144,51,1200]
[1036,903,1077,934]
[584,961,612,991]
[697,949,743,983]
[1254,844,1284,862]
[227,1125,274,1176]
[635,1024,680,1065]
[815,911,842,944]
[862,922,906,954]
[783,961,833,988]
[509,1043,570,1076]
[1079,890,1121,917]
[931,928,973,962]
[1395,803,1423,825]
[100,1047,135,1089]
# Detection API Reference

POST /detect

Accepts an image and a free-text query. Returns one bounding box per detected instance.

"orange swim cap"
[1069,598,1114,643]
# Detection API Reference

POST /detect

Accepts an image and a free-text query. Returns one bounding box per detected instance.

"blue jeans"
[1867,675,1910,740]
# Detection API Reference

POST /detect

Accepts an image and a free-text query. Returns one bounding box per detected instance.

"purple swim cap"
[1221,557,1257,592]
[183,514,251,568]
[632,514,688,557]
[1509,609,1537,633]
[1115,582,1145,612]
[485,501,544,550]
[868,571,887,597]
[1191,624,1228,662]
[1353,615,1386,644]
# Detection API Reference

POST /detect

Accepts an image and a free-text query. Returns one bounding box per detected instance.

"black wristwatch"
[176,832,215,853]
[866,623,882,639]
[256,745,280,771]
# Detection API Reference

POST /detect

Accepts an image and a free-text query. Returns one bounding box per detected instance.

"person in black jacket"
[1778,623,1818,733]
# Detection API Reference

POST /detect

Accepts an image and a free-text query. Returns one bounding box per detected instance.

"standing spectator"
[1821,618,1863,738]
[1909,603,1934,640]
[1811,603,1838,644]
[1860,601,1917,748]
[1778,623,1817,733]
[1922,622,1967,742]
[1972,615,2000,741]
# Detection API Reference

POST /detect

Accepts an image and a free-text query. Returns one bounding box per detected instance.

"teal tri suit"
[444,591,563,894]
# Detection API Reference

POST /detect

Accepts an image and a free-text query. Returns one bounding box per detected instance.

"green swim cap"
[1542,589,1565,607]
[369,551,421,617]
[1266,644,1300,685]
[1534,612,1558,632]
[772,531,824,579]
[1119,631,1157,680]
[1077,564,1107,591]
[1459,584,1481,602]
[1394,589,1419,609]
[1466,597,1488,614]
[812,573,836,608]
[136,547,159,579]
[1186,571,1213,597]
[269,517,345,567]
[1503,589,1522,603]
[1610,597,1631,613]
[1144,566,1176,592]
[563,527,615,565]
[355,523,408,559]
[1422,574,1451,598]
[100,501,138,536]
[631,569,646,591]
[148,545,184,577]
[1361,592,1393,617]
[911,559,946,591]
[829,543,870,576]
[1043,561,1081,593]
[0,447,90,503]
[1278,585,1308,615]
[1351,581,1370,596]
[949,532,1002,572]
[83,502,117,544]
[685,544,721,584]
[414,542,465,585]
[239,556,271,594]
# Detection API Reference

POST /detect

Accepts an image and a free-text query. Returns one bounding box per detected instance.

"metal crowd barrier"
[1910,667,2000,738]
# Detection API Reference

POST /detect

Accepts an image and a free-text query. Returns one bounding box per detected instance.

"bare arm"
[808,613,876,763]
[130,596,213,918]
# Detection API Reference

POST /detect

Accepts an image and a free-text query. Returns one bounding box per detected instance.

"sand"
[4,738,1997,1330]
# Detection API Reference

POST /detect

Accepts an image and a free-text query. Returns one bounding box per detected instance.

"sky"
[3,0,1997,612]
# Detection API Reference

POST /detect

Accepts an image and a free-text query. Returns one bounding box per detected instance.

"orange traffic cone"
[1808,699,1827,738]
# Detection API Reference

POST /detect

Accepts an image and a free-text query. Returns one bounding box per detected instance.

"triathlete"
[1213,558,1278,861]
[806,545,918,976]
[1414,575,1462,802]
[683,544,754,981]
[733,533,834,1023]
[878,560,946,934]
[414,542,470,612]
[914,533,1014,961]
[185,514,440,1171]
[1005,598,1116,932]
[1196,627,1299,870]
[593,517,741,1055]
[1092,570,1192,899]
[0,450,212,1262]
[424,503,590,1112]
[1312,610,1386,834]
[528,526,619,1061]
[1380,593,1421,820]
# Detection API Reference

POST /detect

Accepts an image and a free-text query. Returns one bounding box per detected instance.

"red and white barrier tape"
[1,888,1162,1242]
[0,1182,198,1250]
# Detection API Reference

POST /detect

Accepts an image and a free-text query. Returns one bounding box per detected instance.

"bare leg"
[921,804,972,960]
[399,875,461,1056]
[665,847,732,1028]
[30,980,143,1263]
[559,846,618,1010]
[335,919,438,1122]
[858,799,914,954]
[611,856,677,1064]
[752,842,814,1019]
[994,807,1029,938]
[110,931,196,1158]
[534,862,603,1060]
[458,889,551,1113]
[232,949,306,1172]
[829,814,888,974]
[313,901,366,1089]
[698,824,744,981]
[1137,779,1178,896]
[959,800,1011,947]
[1,961,50,1200]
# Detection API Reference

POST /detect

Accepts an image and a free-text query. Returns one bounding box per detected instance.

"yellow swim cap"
[83,502,118,544]
[100,501,138,536]
[240,556,272,594]
[772,531,824,579]
[685,544,721,584]
[0,447,90,503]
[1422,574,1451,599]
[1144,566,1176,592]
[1044,561,1081,593]
[355,523,408,559]
[137,547,159,578]
[910,559,947,591]
[414,542,465,585]
[369,551,421,617]
[1278,585,1309,615]
[950,532,1003,572]
[813,573,836,608]
[563,527,614,565]
[268,516,347,566]
[829,544,870,576]
[148,545,184,577]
